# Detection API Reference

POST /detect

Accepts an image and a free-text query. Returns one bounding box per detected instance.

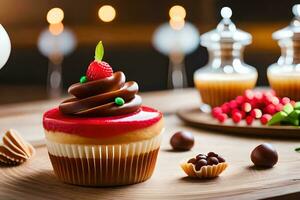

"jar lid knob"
[221,7,232,19]
[200,6,252,46]
[292,4,300,18]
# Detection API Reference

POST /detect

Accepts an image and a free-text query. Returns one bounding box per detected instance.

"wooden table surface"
[1,89,300,200]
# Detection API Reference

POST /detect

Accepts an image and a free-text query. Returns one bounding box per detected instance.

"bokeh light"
[49,22,64,35]
[169,5,186,21]
[98,5,116,22]
[47,8,64,24]
[169,18,185,30]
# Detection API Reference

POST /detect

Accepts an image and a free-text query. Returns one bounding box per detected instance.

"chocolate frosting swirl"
[59,71,142,117]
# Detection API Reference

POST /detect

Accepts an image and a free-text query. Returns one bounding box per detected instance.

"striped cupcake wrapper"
[46,133,162,186]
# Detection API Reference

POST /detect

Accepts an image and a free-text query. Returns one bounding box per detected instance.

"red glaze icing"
[43,106,163,138]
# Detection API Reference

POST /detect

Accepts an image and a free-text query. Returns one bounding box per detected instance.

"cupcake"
[43,41,164,186]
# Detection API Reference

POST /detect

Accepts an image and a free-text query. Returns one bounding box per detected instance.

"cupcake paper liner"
[46,133,162,186]
[180,162,228,178]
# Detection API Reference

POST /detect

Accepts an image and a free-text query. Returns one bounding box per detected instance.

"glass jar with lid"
[194,7,257,107]
[268,4,300,100]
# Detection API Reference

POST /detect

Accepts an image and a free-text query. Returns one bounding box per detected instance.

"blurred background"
[0,0,299,104]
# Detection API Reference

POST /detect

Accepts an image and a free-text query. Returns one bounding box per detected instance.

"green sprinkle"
[295,147,300,153]
[95,41,104,62]
[115,97,125,106]
[80,76,87,83]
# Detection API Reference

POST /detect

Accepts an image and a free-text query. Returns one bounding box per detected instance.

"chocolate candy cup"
[180,161,228,179]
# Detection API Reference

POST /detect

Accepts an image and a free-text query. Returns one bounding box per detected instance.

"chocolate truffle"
[251,143,278,168]
[170,131,194,151]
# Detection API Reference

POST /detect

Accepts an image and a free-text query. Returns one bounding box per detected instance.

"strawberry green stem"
[95,41,104,62]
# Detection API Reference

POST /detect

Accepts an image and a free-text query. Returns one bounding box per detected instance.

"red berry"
[229,100,238,109]
[231,109,246,118]
[242,102,252,113]
[263,95,275,105]
[235,96,245,105]
[232,112,242,123]
[86,61,113,81]
[212,107,222,118]
[240,111,246,119]
[263,91,275,99]
[246,116,254,125]
[275,103,283,112]
[264,95,279,106]
[290,100,296,106]
[250,99,259,109]
[250,108,262,119]
[231,108,240,115]
[271,97,280,105]
[260,114,272,125]
[264,104,276,115]
[281,97,290,105]
[217,113,228,123]
[244,89,254,101]
[254,91,263,102]
[221,103,230,114]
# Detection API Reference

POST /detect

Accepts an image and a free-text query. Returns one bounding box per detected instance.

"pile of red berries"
[211,89,295,125]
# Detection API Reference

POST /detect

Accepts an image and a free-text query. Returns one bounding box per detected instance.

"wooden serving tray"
[177,107,300,138]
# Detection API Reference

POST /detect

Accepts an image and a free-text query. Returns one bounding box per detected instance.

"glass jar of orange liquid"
[194,7,257,108]
[268,4,300,101]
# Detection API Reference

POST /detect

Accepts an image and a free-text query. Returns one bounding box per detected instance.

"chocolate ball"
[207,152,218,157]
[195,159,207,171]
[187,158,196,164]
[207,157,219,165]
[217,156,225,163]
[196,154,207,160]
[170,131,194,151]
[251,143,278,168]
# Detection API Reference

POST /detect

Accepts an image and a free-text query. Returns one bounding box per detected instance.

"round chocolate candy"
[187,152,226,171]
[187,158,196,164]
[195,159,207,171]
[217,156,225,163]
[207,157,219,165]
[207,152,218,157]
[170,131,194,151]
[196,153,207,160]
[251,143,278,168]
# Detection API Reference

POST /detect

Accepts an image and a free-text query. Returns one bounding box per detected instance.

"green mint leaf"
[95,41,104,61]
[295,147,300,153]
[267,111,288,125]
